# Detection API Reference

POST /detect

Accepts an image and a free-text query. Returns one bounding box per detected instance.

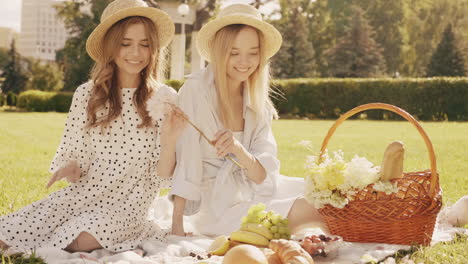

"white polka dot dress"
[0,81,176,252]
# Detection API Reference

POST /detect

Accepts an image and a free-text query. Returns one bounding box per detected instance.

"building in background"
[17,0,202,79]
[18,0,68,61]
[0,27,18,49]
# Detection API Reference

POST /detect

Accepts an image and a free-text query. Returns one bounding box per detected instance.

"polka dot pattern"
[0,81,172,252]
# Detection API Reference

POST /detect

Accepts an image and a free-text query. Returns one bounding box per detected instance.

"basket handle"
[318,103,438,197]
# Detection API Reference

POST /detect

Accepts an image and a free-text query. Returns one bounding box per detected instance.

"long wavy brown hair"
[87,16,167,129]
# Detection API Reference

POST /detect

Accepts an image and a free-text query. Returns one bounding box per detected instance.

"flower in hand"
[160,103,188,143]
[213,128,242,158]
[46,160,81,188]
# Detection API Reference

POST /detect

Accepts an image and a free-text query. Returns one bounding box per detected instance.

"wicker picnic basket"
[317,103,442,246]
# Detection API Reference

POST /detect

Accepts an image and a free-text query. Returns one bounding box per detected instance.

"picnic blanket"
[9,198,467,264]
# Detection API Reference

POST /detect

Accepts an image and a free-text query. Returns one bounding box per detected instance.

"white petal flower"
[146,86,178,123]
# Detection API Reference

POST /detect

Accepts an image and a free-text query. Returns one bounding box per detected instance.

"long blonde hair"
[210,24,277,129]
[87,16,167,129]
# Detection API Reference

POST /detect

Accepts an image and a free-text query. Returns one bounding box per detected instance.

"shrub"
[17,90,54,111]
[50,92,73,112]
[6,91,17,106]
[272,77,468,121]
[17,90,73,112]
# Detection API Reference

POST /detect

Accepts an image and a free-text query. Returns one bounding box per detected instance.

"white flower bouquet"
[303,149,398,209]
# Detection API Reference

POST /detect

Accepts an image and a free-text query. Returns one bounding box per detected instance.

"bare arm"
[233,145,266,184]
[156,106,187,178]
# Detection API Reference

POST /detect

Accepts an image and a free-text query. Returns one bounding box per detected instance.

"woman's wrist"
[234,145,256,170]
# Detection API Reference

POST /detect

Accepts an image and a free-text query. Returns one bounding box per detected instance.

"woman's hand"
[46,160,81,188]
[213,129,243,158]
[160,104,187,143]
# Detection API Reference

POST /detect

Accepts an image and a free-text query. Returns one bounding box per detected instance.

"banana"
[230,230,270,247]
[240,223,273,240]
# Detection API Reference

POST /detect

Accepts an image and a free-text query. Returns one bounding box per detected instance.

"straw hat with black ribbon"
[86,0,175,62]
[196,4,282,62]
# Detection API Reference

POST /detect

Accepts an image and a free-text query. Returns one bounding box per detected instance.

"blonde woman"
[170,4,325,237]
[0,0,185,253]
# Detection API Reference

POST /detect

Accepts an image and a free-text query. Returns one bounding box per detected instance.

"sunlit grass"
[1,112,467,263]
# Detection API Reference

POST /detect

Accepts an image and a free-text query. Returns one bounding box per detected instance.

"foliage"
[54,0,111,91]
[426,24,466,77]
[26,60,64,91]
[6,92,17,107]
[402,0,468,76]
[0,40,28,94]
[354,0,407,75]
[17,90,73,112]
[0,47,8,69]
[271,0,317,78]
[266,0,468,78]
[325,5,386,77]
[0,251,47,264]
[272,77,468,121]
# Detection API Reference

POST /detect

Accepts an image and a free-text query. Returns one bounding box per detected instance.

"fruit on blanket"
[208,235,230,256]
[299,234,342,259]
[269,239,314,264]
[242,203,291,240]
[379,141,405,181]
[222,244,268,264]
[230,230,270,247]
[241,223,274,240]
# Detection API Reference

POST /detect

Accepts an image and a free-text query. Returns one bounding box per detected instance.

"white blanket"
[12,198,467,264]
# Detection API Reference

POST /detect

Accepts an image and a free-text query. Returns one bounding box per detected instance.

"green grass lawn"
[0,112,467,263]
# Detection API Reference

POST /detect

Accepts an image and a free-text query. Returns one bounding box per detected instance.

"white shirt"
[169,66,280,221]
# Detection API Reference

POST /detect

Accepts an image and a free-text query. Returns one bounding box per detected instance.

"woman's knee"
[0,240,10,251]
[65,232,102,253]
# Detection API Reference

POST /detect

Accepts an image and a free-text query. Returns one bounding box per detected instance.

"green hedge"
[17,90,73,112]
[15,78,468,120]
[15,80,183,113]
[272,77,468,121]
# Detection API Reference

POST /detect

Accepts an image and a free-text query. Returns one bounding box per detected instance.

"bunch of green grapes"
[241,203,291,239]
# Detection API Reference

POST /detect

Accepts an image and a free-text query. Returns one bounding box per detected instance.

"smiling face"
[226,26,260,86]
[114,23,151,85]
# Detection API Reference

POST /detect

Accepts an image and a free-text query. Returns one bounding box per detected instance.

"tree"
[27,60,64,91]
[356,0,407,75]
[55,0,111,91]
[306,0,336,77]
[325,6,386,77]
[403,0,468,76]
[0,39,28,94]
[0,47,9,69]
[271,0,316,78]
[426,24,466,77]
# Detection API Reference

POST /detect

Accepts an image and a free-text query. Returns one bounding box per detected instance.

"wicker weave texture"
[316,103,442,245]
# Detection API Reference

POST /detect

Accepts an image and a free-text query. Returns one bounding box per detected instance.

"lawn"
[0,112,467,263]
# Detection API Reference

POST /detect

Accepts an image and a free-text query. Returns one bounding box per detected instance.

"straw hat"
[86,0,175,62]
[196,4,282,62]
